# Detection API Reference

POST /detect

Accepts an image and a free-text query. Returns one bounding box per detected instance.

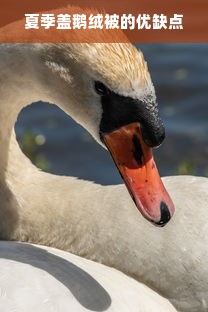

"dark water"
[15,44,208,184]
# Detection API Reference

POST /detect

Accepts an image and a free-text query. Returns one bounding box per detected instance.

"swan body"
[0,241,178,312]
[0,19,208,312]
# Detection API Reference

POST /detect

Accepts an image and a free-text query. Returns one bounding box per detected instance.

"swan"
[0,241,178,312]
[0,7,208,312]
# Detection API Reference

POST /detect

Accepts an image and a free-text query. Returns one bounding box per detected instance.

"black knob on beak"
[141,121,165,148]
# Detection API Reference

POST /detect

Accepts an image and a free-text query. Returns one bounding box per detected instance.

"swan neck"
[0,45,51,174]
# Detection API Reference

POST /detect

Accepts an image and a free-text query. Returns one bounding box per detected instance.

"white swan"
[0,241,177,312]
[0,9,208,312]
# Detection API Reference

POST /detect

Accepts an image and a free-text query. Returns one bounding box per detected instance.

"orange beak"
[102,122,175,226]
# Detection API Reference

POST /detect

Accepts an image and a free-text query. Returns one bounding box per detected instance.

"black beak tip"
[152,202,172,227]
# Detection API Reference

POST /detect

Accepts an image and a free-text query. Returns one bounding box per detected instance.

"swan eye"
[94,81,109,96]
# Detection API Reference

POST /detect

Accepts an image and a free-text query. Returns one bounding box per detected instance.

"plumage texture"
[0,38,207,312]
[0,241,177,312]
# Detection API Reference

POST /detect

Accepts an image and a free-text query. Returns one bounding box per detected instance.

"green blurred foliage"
[177,160,208,177]
[177,160,196,175]
[18,129,51,172]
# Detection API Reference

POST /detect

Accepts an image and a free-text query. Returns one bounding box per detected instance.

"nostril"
[153,202,171,227]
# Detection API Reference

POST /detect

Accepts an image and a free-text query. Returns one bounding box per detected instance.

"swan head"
[42,42,174,226]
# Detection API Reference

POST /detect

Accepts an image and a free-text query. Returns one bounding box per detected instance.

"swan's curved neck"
[0,44,77,176]
[0,44,54,238]
[0,45,45,170]
[0,43,105,244]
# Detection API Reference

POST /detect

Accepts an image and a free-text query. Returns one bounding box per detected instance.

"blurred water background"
[15,44,208,184]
